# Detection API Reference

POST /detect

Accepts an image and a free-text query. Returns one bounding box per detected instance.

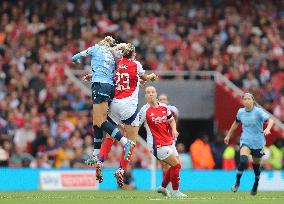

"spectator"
[210,134,227,169]
[176,143,192,169]
[190,134,215,169]
[9,144,33,168]
[13,119,35,152]
[30,152,51,168]
[269,138,283,169]
[0,141,9,167]
[222,145,236,170]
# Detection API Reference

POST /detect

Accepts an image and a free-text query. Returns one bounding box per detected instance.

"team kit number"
[116,72,130,91]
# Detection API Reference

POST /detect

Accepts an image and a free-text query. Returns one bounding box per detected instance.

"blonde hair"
[98,36,116,47]
[115,43,135,58]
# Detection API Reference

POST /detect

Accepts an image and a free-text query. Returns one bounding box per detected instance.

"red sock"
[162,170,167,182]
[99,137,114,161]
[120,145,135,170]
[162,168,171,188]
[170,164,181,190]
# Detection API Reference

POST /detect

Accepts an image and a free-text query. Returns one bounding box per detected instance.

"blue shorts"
[241,144,265,158]
[91,82,114,104]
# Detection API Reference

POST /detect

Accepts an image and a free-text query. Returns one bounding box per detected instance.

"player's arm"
[82,73,92,81]
[169,116,179,139]
[264,118,274,136]
[224,120,239,145]
[140,73,158,82]
[72,48,91,63]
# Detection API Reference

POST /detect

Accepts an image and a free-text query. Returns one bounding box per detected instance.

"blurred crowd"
[0,0,284,169]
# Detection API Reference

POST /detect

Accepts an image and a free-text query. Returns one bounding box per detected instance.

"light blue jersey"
[72,44,117,85]
[236,106,270,149]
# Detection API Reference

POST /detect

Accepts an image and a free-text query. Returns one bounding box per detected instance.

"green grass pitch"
[0,191,283,204]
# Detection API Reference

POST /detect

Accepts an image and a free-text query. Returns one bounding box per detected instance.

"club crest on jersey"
[151,116,167,124]
[119,64,128,69]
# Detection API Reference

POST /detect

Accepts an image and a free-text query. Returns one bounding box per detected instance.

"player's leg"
[85,82,109,165]
[250,149,264,196]
[99,135,115,162]
[92,83,134,160]
[116,125,139,187]
[232,145,251,192]
[157,161,171,194]
[162,154,187,198]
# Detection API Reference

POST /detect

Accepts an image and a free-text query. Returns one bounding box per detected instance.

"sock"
[93,125,103,155]
[170,163,181,190]
[162,168,171,188]
[236,155,248,184]
[99,137,114,162]
[120,144,135,169]
[101,121,127,145]
[162,170,166,183]
[252,163,261,182]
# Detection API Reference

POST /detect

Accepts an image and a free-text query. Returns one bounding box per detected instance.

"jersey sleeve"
[139,106,147,126]
[134,61,145,76]
[258,108,270,122]
[236,109,241,123]
[86,45,96,56]
[170,106,179,118]
[166,106,173,120]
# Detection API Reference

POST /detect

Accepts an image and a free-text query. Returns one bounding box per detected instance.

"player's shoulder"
[158,102,169,109]
[133,60,142,66]
[237,108,245,114]
[168,104,178,111]
[140,103,150,112]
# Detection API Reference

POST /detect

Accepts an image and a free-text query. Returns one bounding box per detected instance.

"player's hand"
[172,130,179,139]
[82,74,92,81]
[264,128,271,136]
[72,59,80,64]
[149,73,158,81]
[224,135,230,145]
[140,79,146,88]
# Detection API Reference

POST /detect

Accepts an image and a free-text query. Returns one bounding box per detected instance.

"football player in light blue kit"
[72,36,134,170]
[224,92,274,195]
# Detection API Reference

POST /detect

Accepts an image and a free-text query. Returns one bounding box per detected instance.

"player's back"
[87,44,116,85]
[114,58,144,101]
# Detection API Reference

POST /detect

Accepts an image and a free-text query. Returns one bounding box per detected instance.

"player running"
[72,36,134,166]
[224,92,274,195]
[158,93,180,191]
[139,86,187,198]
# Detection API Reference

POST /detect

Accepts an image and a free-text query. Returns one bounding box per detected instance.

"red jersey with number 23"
[139,103,174,148]
[114,58,145,103]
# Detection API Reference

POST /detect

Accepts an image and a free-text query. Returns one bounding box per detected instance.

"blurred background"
[0,0,284,191]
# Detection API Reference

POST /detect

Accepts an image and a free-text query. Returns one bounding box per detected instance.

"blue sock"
[236,155,248,184]
[93,125,103,151]
[101,121,123,141]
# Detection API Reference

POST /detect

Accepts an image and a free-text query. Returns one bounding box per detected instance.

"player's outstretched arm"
[72,49,89,64]
[141,73,158,82]
[82,73,92,81]
[224,121,239,145]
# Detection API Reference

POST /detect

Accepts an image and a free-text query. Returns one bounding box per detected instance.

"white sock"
[92,149,100,156]
[120,137,128,146]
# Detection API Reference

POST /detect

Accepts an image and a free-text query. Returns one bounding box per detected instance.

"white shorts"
[108,99,139,127]
[148,143,178,160]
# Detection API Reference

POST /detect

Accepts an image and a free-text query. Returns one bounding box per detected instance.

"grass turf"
[0,191,283,204]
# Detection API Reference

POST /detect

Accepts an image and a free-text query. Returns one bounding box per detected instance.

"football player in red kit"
[139,86,187,198]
